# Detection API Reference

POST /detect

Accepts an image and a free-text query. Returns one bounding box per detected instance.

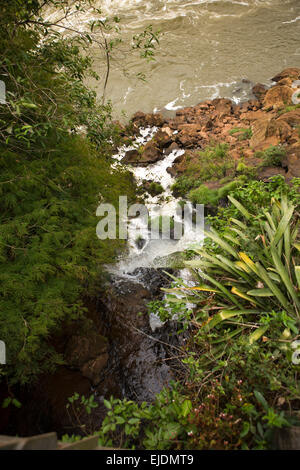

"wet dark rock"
[122,141,163,166]
[65,332,108,369]
[135,237,147,250]
[99,278,173,402]
[165,141,180,155]
[122,149,140,164]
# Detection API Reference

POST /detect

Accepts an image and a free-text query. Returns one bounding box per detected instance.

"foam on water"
[108,127,204,276]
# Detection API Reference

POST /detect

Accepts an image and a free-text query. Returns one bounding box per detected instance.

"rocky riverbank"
[121,67,300,208]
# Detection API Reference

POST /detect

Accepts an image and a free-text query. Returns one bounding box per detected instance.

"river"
[47,0,300,118]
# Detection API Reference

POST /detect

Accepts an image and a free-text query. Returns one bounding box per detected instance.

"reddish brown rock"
[212,98,233,118]
[266,118,292,143]
[285,145,300,179]
[250,118,273,150]
[263,85,293,110]
[271,68,300,83]
[131,111,165,129]
[141,141,163,164]
[153,129,173,148]
[177,124,203,148]
[165,141,180,155]
[122,141,163,165]
[252,83,267,100]
[277,109,300,127]
[122,149,141,164]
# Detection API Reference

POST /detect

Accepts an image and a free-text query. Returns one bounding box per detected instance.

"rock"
[257,166,286,182]
[252,83,267,100]
[271,68,300,83]
[212,98,233,118]
[177,124,203,147]
[167,152,186,177]
[131,111,165,128]
[80,354,109,386]
[250,118,273,150]
[165,142,180,155]
[65,332,108,369]
[285,145,300,179]
[273,426,300,450]
[141,141,163,164]
[101,280,172,402]
[277,109,300,127]
[263,85,293,110]
[266,118,292,143]
[153,129,173,148]
[122,149,141,164]
[122,141,163,165]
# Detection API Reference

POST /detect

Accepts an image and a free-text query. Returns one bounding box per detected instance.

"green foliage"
[183,196,300,346]
[187,178,246,206]
[207,176,300,233]
[147,182,164,196]
[98,385,193,450]
[229,127,252,141]
[188,185,219,205]
[65,393,99,437]
[171,143,232,197]
[277,104,300,116]
[256,146,286,167]
[0,1,137,385]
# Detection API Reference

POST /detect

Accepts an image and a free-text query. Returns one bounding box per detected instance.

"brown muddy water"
[47,0,300,118]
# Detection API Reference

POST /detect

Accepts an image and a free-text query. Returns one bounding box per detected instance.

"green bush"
[0,2,137,384]
[188,185,219,206]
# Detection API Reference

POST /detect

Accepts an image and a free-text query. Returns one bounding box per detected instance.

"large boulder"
[252,83,267,100]
[65,332,108,369]
[176,123,203,148]
[263,85,293,110]
[285,144,300,180]
[131,111,165,129]
[153,128,173,148]
[122,141,163,165]
[212,98,233,118]
[250,117,278,150]
[271,68,300,83]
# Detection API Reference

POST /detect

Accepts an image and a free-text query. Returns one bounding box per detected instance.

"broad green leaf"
[271,205,294,247]
[207,309,259,330]
[205,229,238,258]
[228,195,251,220]
[255,262,290,312]
[254,390,268,411]
[270,246,300,309]
[249,325,269,344]
[295,266,300,290]
[247,288,274,297]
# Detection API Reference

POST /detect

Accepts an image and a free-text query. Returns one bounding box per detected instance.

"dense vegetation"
[0,0,141,385]
[92,177,300,450]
